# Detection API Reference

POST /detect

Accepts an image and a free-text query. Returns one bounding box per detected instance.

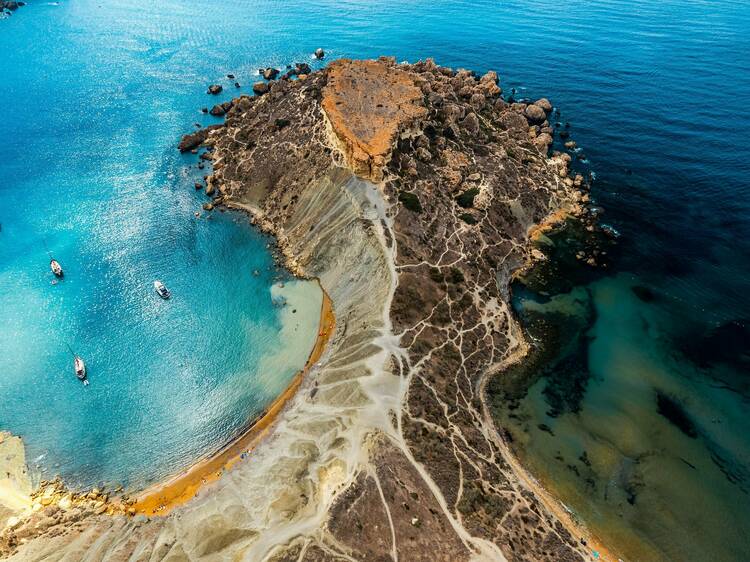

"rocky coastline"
[1,57,608,560]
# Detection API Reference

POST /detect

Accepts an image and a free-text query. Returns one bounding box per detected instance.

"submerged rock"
[656,391,698,438]
[682,319,750,370]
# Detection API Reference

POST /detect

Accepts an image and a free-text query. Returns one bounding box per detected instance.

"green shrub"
[459,213,478,224]
[398,191,423,213]
[456,187,480,209]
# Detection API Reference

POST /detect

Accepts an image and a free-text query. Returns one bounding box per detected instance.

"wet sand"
[130,283,335,517]
[0,432,32,524]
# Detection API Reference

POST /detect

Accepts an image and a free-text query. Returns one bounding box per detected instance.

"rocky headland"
[1,57,605,561]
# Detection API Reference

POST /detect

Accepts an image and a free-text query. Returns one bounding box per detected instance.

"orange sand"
[501,415,623,562]
[130,284,335,517]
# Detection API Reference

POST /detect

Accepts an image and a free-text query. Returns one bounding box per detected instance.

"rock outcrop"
[3,58,600,561]
[253,81,270,95]
[177,124,223,152]
[321,58,427,181]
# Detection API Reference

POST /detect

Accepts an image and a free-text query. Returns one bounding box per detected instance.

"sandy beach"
[0,433,32,526]
[130,282,335,517]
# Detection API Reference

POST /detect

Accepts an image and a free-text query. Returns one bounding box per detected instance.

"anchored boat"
[44,238,63,278]
[50,258,63,277]
[74,355,89,386]
[154,280,171,299]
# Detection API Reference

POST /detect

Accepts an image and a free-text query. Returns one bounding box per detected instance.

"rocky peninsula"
[1,57,604,561]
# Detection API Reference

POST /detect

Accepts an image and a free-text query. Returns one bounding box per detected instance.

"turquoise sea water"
[2,0,750,558]
[0,0,331,491]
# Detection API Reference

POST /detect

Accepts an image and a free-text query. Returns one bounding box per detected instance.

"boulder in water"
[207,84,223,95]
[534,98,553,113]
[253,81,270,95]
[534,132,553,151]
[262,67,279,80]
[314,48,325,59]
[295,62,312,75]
[525,104,546,124]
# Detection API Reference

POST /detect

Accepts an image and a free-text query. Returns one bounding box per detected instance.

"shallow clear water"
[0,0,329,491]
[493,271,750,561]
[2,0,750,557]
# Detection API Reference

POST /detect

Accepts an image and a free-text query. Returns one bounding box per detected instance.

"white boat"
[154,280,171,299]
[50,259,63,277]
[74,355,89,386]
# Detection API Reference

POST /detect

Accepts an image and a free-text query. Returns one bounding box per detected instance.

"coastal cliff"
[2,58,597,561]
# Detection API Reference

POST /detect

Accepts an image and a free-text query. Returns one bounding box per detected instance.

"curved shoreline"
[481,214,623,562]
[478,331,621,562]
[129,282,335,517]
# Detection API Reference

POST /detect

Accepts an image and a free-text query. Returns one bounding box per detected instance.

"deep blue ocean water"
[2,0,750,559]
